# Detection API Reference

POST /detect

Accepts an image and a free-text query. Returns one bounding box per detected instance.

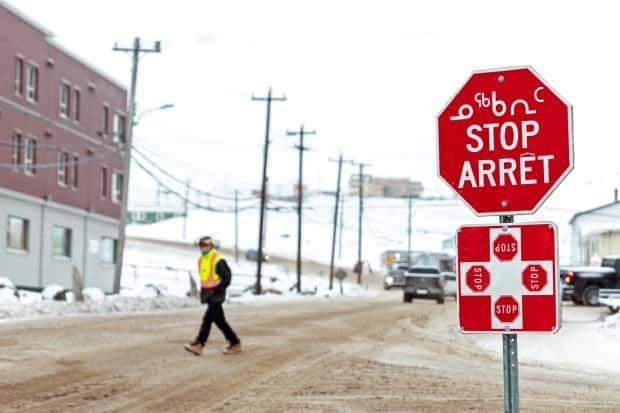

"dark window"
[57,151,69,185]
[103,106,110,135]
[72,155,79,188]
[12,131,21,170]
[112,172,123,203]
[113,113,126,143]
[26,64,38,102]
[59,82,70,117]
[101,167,108,197]
[23,137,36,175]
[7,215,29,251]
[52,226,72,258]
[73,89,80,121]
[15,57,24,95]
[100,237,117,264]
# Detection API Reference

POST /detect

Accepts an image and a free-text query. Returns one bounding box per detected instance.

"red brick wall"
[0,4,127,219]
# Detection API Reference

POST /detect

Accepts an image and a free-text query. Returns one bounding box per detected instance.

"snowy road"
[0,294,619,412]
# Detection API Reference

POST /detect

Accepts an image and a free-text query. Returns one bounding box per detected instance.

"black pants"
[196,302,239,346]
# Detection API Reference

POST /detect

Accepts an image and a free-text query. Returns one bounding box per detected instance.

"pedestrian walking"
[184,236,241,356]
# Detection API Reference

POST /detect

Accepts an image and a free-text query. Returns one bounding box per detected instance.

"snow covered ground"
[0,236,376,323]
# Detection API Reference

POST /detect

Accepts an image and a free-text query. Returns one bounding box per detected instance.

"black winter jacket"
[200,259,232,304]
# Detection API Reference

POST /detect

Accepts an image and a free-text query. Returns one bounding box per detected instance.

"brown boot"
[222,342,241,355]
[184,341,204,356]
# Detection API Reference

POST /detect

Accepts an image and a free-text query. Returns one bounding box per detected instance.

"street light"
[134,103,174,126]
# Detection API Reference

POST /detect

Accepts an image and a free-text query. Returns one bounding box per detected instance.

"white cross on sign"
[456,222,559,333]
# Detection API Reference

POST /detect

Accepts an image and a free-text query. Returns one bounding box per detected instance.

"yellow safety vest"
[198,249,222,289]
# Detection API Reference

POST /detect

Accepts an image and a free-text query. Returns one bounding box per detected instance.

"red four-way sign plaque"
[438,66,573,216]
[457,222,560,333]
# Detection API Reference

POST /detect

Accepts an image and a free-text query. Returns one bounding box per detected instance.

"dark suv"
[403,266,444,304]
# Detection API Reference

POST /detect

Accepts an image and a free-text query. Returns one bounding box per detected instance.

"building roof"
[0,0,126,91]
[569,200,620,224]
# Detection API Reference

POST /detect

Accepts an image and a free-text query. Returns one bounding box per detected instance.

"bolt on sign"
[456,222,559,333]
[437,66,573,216]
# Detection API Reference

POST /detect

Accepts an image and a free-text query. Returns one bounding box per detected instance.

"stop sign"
[466,265,490,292]
[495,295,519,323]
[438,67,573,215]
[493,233,518,261]
[522,264,547,291]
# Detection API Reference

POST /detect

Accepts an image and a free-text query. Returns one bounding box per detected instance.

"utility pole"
[339,194,345,260]
[112,37,161,294]
[182,179,190,239]
[251,87,286,295]
[328,155,352,290]
[234,190,239,262]
[353,162,371,285]
[407,196,413,269]
[287,124,316,293]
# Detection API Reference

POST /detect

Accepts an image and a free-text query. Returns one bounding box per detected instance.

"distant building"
[569,198,620,265]
[349,175,424,198]
[0,2,127,292]
[128,206,185,225]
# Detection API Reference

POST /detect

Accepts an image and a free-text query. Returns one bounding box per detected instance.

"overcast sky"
[7,0,620,212]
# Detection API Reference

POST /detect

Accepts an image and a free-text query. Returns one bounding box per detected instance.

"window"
[102,105,110,135]
[72,155,79,188]
[101,167,108,198]
[113,113,126,143]
[590,238,600,257]
[23,137,35,175]
[57,151,69,186]
[73,89,80,121]
[7,216,29,251]
[100,237,117,264]
[52,226,72,258]
[112,171,123,203]
[59,82,70,117]
[26,63,38,102]
[15,57,24,95]
[11,131,21,171]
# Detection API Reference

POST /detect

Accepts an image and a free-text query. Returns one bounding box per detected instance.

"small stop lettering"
[494,241,516,254]
[496,303,518,315]
[472,267,485,290]
[529,268,541,290]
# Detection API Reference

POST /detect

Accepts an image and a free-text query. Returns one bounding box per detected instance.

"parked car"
[245,249,270,262]
[403,266,444,304]
[440,271,457,298]
[384,269,406,289]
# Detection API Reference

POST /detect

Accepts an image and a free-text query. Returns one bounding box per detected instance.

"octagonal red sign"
[522,264,547,291]
[437,67,573,215]
[495,295,519,323]
[493,234,518,261]
[466,265,490,292]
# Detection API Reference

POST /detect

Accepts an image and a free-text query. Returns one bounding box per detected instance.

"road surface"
[1,293,619,412]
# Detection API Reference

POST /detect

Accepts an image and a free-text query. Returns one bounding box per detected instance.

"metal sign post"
[500,214,518,413]
[503,333,519,412]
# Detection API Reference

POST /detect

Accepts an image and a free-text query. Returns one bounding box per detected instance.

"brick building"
[0,1,127,292]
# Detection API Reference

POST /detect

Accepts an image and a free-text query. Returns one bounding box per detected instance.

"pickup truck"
[561,256,620,306]
[403,266,445,304]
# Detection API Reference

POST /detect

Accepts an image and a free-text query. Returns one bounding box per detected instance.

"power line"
[131,155,259,213]
[132,145,257,201]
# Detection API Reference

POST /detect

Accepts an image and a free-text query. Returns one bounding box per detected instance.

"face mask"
[200,246,212,254]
